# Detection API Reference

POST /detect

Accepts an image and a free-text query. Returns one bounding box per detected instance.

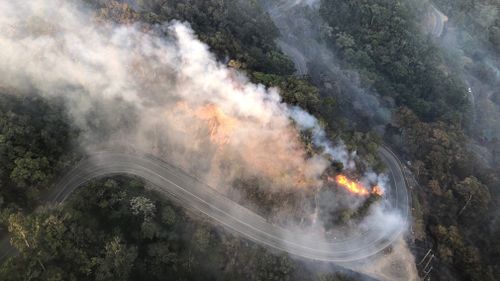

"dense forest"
[2,176,358,281]
[433,0,500,54]
[0,1,360,281]
[0,0,499,281]
[320,0,469,124]
[318,0,500,280]
[0,94,78,217]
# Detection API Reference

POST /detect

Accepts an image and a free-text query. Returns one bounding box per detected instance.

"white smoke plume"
[0,1,413,275]
[0,0,360,191]
[289,106,356,169]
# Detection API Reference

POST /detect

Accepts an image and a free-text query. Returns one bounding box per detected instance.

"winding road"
[277,40,308,75]
[428,5,448,37]
[0,147,409,263]
[0,0,412,265]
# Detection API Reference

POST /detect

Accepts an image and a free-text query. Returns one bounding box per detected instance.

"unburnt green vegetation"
[0,1,360,281]
[1,0,499,281]
[318,0,499,279]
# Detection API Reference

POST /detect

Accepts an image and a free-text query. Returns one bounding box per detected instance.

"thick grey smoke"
[0,0,408,271]
[260,1,416,279]
[0,0,332,189]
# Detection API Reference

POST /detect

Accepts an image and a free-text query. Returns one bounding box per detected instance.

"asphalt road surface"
[0,147,409,263]
[277,40,308,75]
[428,5,448,37]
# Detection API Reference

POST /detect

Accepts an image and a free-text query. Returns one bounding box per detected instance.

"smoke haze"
[0,0,409,273]
[0,0,337,190]
[261,0,392,129]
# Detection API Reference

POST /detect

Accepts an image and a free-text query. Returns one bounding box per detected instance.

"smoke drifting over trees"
[0,0,404,244]
[261,0,392,130]
[1,0,328,189]
[6,0,498,281]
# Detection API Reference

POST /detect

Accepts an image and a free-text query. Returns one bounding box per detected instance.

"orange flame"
[169,102,315,187]
[173,102,237,147]
[334,175,370,196]
[170,102,385,192]
[194,104,237,146]
[330,175,384,196]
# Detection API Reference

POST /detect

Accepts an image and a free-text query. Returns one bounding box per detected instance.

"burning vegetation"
[173,100,386,203]
[193,103,237,147]
[330,175,384,197]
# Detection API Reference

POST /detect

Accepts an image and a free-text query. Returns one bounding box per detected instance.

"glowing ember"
[372,185,384,196]
[194,104,237,146]
[173,102,237,147]
[169,102,317,187]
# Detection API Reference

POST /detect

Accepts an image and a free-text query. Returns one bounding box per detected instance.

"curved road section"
[277,40,308,75]
[427,5,448,37]
[0,148,409,263]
